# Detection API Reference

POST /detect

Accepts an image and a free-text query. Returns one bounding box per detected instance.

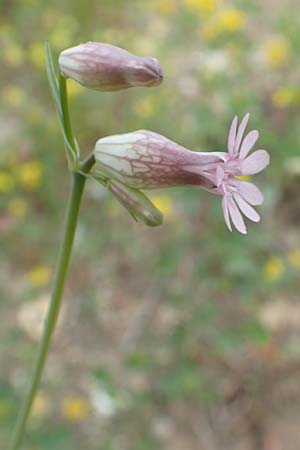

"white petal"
[239,130,259,159]
[237,181,264,205]
[234,194,260,222]
[241,150,270,175]
[96,132,144,145]
[227,197,247,234]
[234,113,250,154]
[228,116,238,154]
[222,196,232,231]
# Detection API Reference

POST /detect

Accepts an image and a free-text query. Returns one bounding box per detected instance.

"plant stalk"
[9,171,87,450]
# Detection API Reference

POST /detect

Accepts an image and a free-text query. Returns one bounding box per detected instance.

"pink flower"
[93,114,269,234]
[206,113,270,234]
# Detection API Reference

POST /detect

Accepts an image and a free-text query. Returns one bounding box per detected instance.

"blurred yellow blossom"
[31,392,49,418]
[8,197,29,218]
[28,42,45,69]
[263,258,284,281]
[3,42,24,67]
[0,172,15,193]
[19,161,43,191]
[184,0,219,14]
[217,8,246,33]
[287,249,300,269]
[157,0,178,14]
[62,397,91,422]
[272,86,298,108]
[263,37,291,67]
[27,266,51,288]
[2,85,25,108]
[201,7,246,40]
[151,194,174,219]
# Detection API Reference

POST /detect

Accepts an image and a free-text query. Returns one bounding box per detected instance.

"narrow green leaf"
[44,42,76,164]
[44,42,62,117]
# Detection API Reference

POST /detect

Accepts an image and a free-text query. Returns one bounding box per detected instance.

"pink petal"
[216,165,225,187]
[222,196,232,231]
[237,181,264,205]
[234,113,250,154]
[233,194,260,222]
[241,150,270,175]
[228,116,238,154]
[239,130,259,159]
[227,197,247,234]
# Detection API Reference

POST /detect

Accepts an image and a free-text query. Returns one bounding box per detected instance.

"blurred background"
[1,0,300,449]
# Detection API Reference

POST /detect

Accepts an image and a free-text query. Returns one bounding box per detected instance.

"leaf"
[44,42,77,164]
[44,41,62,118]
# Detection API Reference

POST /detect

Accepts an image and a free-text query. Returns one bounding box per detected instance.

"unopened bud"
[108,180,163,227]
[93,130,220,190]
[58,42,163,91]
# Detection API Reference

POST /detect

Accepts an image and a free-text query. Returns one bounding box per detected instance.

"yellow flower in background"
[263,258,284,282]
[287,249,300,269]
[201,7,246,40]
[150,194,174,219]
[184,0,219,14]
[217,8,246,33]
[27,266,51,288]
[28,42,45,69]
[272,86,297,108]
[62,397,91,422]
[263,37,291,67]
[0,172,15,193]
[3,42,24,68]
[2,85,25,108]
[19,161,43,191]
[8,197,29,218]
[31,392,49,418]
[157,0,178,14]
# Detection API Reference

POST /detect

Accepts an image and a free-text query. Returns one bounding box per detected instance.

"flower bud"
[58,42,163,91]
[107,180,163,227]
[93,130,221,190]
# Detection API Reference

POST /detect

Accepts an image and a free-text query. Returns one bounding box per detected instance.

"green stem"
[9,171,87,450]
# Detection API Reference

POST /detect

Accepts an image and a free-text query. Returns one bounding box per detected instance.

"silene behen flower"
[93,114,270,234]
[59,42,163,91]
